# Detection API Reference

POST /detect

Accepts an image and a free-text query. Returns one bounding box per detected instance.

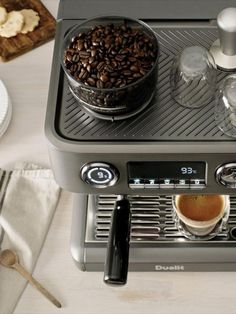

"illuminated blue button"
[129,178,145,189]
[190,179,206,189]
[175,179,190,189]
[144,179,159,188]
[159,179,175,189]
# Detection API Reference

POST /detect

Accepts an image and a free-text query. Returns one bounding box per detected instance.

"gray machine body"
[45,0,236,271]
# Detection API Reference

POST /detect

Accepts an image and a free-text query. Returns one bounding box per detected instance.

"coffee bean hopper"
[45,0,236,285]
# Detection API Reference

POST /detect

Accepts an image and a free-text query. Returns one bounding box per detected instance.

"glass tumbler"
[170,46,217,108]
[215,74,236,137]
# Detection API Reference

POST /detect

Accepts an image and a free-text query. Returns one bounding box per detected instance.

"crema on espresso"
[176,195,224,222]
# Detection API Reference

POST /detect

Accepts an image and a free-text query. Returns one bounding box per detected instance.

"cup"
[172,194,230,239]
[170,46,217,108]
[215,74,236,137]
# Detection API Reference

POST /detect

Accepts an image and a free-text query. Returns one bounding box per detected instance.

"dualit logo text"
[155,265,185,271]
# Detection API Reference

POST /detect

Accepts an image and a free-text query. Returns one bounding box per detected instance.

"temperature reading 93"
[181,167,197,175]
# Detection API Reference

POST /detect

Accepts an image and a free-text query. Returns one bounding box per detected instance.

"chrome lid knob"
[217,7,236,56]
[210,7,236,70]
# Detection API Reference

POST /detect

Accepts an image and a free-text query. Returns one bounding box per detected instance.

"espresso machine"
[45,0,236,284]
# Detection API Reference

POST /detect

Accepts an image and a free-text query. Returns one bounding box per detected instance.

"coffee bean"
[65,49,75,61]
[79,51,90,58]
[105,65,114,73]
[124,70,132,76]
[72,53,80,63]
[121,61,127,67]
[111,60,118,68]
[86,64,91,73]
[91,49,97,57]
[65,53,73,62]
[77,32,85,39]
[92,40,99,46]
[100,74,109,83]
[133,72,142,78]
[119,82,126,88]
[76,40,84,50]
[105,82,112,88]
[115,36,122,45]
[120,49,129,55]
[110,71,118,77]
[81,59,88,68]
[81,70,89,80]
[115,79,122,87]
[140,68,148,75]
[128,56,137,62]
[87,77,96,86]
[91,61,99,68]
[97,61,105,71]
[96,80,104,88]
[70,64,78,73]
[105,43,110,49]
[88,57,94,64]
[115,54,126,62]
[79,68,86,79]
[110,49,117,55]
[130,65,139,72]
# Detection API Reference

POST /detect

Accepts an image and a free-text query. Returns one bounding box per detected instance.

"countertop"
[0,1,236,313]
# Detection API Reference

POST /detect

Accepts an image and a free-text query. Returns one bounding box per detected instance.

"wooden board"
[0,0,56,61]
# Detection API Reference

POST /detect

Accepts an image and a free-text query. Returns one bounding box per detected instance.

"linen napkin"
[0,162,60,314]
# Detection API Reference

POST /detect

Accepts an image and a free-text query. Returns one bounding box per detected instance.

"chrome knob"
[210,7,236,70]
[217,7,236,56]
[80,162,119,188]
[216,163,236,188]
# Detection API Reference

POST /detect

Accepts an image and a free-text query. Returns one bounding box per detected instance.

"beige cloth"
[0,163,60,314]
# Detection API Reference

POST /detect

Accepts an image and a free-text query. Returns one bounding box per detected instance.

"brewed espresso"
[177,195,224,221]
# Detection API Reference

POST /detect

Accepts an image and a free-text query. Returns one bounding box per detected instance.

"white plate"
[0,79,12,138]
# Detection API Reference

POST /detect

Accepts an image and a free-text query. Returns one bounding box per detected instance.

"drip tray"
[85,195,236,243]
[71,194,236,271]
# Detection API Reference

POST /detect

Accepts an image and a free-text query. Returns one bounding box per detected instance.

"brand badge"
[155,265,185,271]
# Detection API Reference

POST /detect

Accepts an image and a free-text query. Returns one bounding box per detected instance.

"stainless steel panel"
[85,195,236,243]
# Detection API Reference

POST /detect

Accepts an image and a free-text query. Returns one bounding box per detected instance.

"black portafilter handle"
[104,196,131,285]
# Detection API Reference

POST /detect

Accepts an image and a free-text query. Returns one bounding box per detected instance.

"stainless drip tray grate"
[85,195,236,242]
[56,22,235,142]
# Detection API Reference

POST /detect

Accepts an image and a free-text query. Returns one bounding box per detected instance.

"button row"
[129,178,206,189]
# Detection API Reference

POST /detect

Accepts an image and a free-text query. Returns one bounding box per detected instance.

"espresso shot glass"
[172,194,230,240]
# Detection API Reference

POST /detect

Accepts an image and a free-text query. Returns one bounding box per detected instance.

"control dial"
[216,163,236,188]
[81,162,119,188]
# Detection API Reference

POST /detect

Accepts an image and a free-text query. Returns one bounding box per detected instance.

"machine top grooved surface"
[55,22,236,142]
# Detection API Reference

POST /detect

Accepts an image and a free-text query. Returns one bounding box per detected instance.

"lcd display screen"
[127,161,206,179]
